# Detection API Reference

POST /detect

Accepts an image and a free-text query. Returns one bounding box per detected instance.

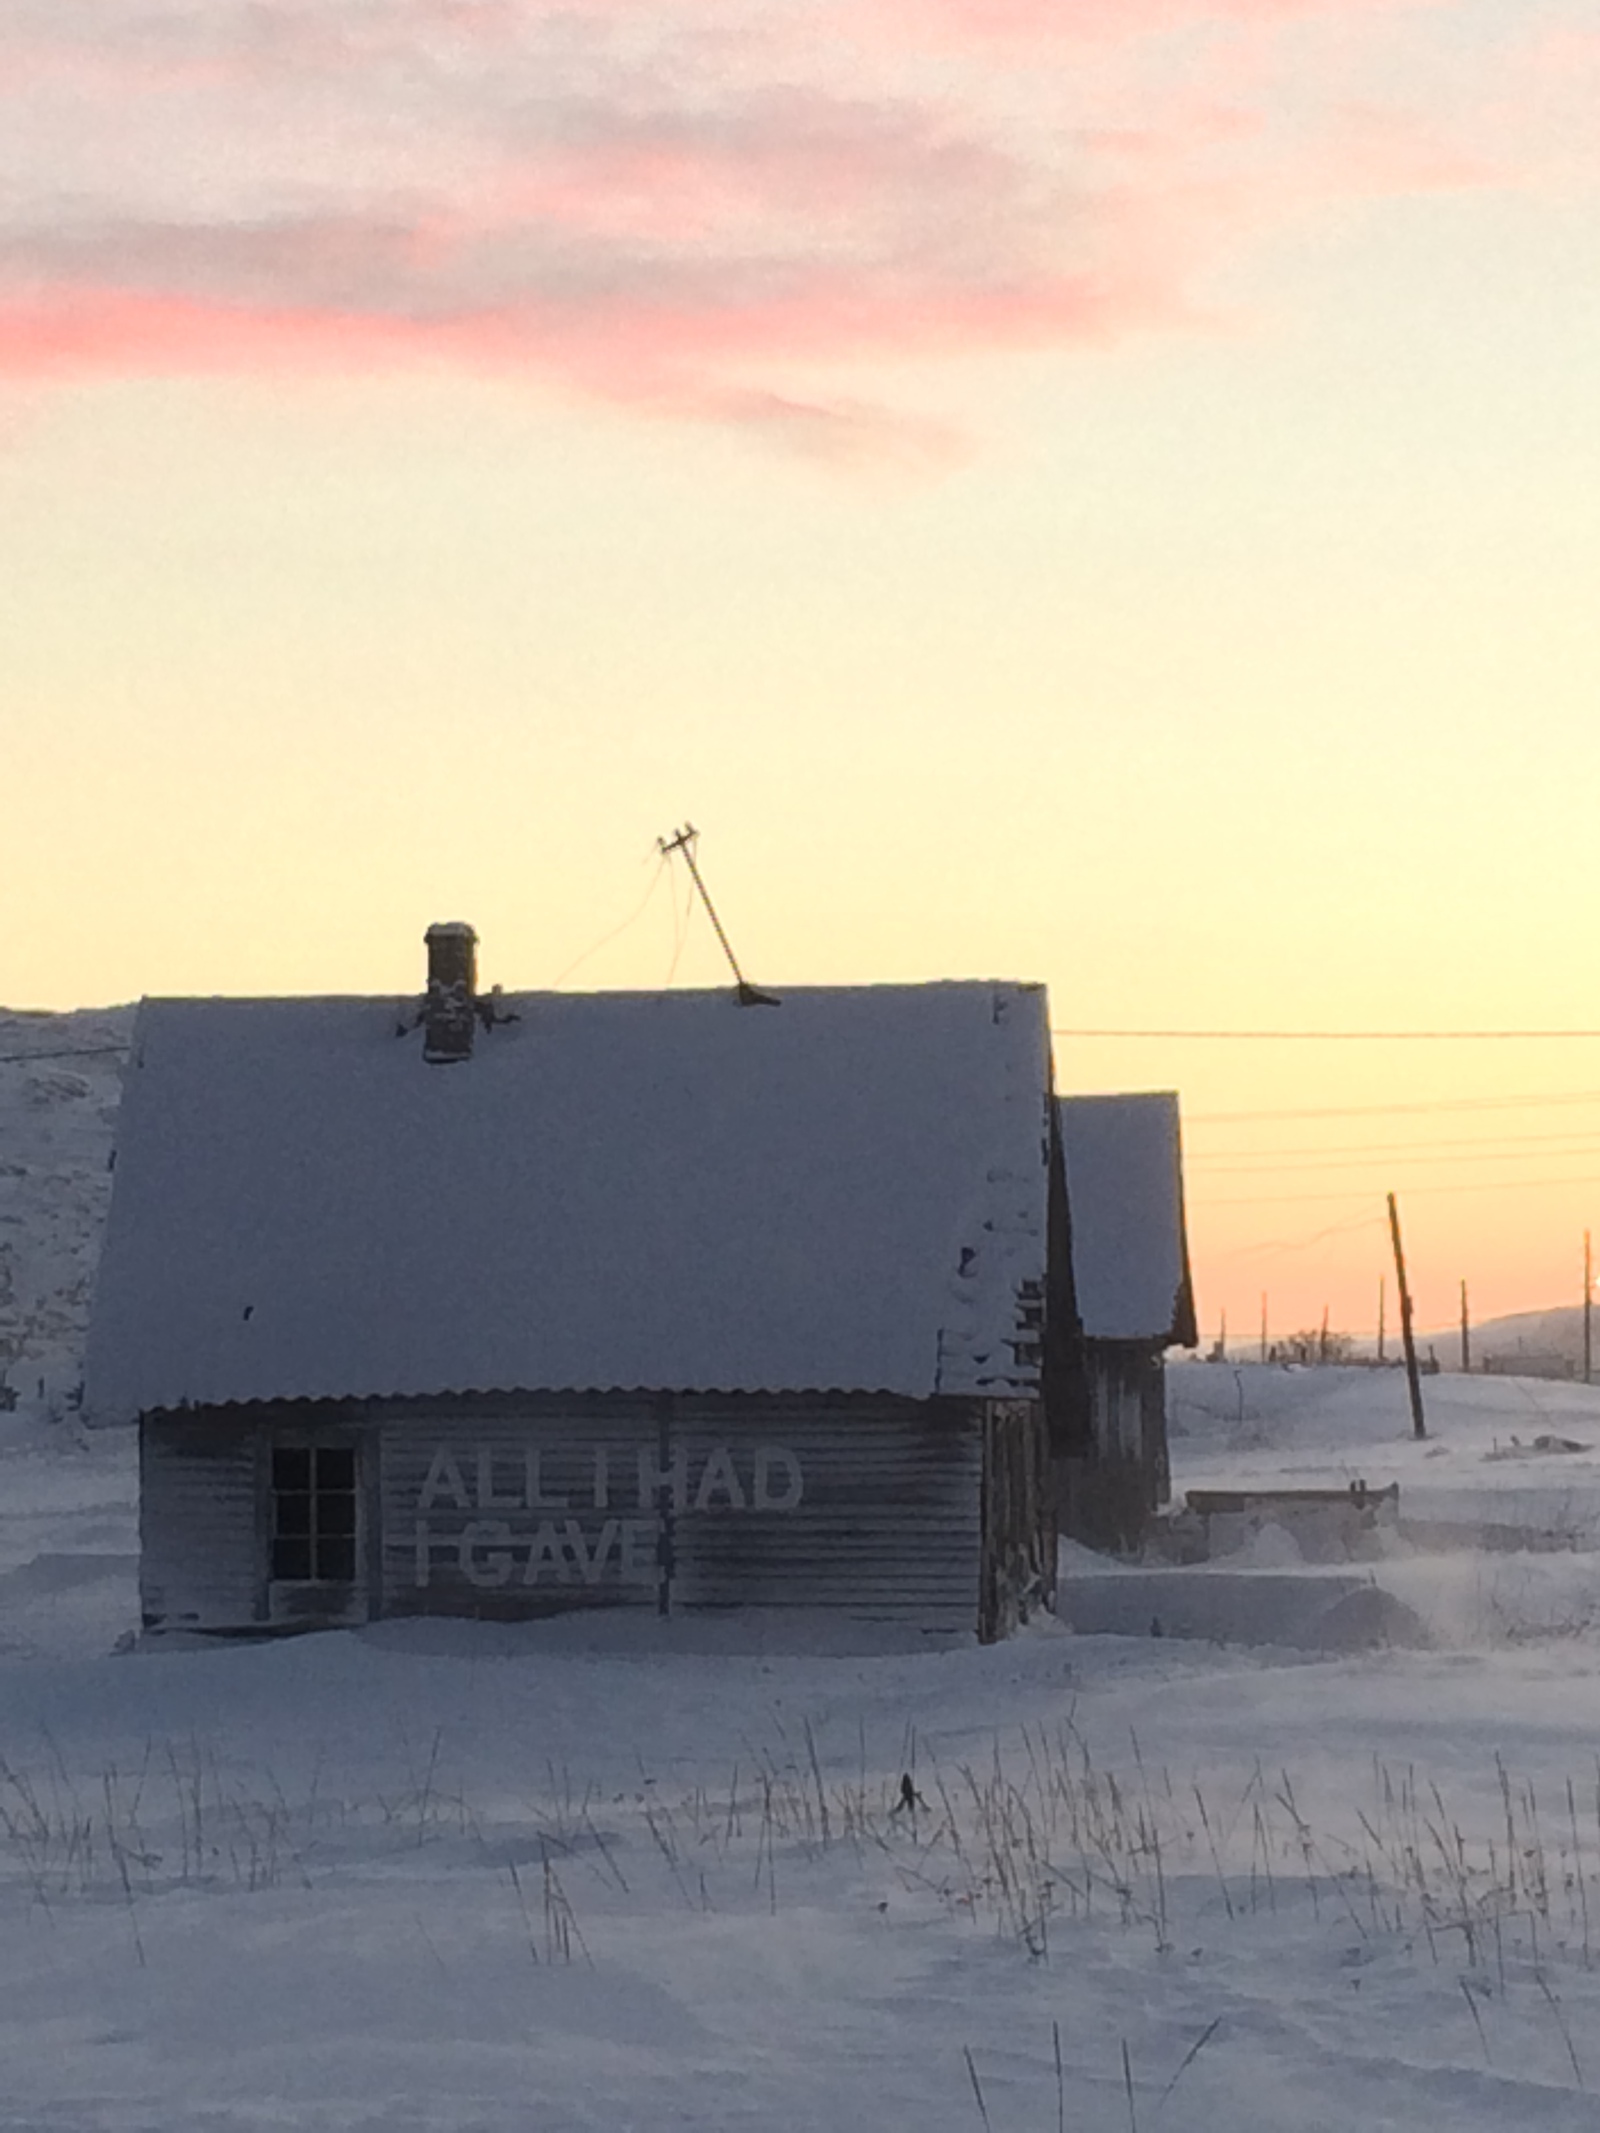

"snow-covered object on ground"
[1164,1359,1600,1645]
[1168,1359,1600,1513]
[1056,1090,1195,1343]
[1056,1565,1427,1651]
[87,982,1051,1421]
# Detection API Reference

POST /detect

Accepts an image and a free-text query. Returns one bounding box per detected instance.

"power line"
[1198,1169,1600,1209]
[1187,1089,1600,1125]
[1188,1125,1600,1164]
[548,853,667,991]
[1209,1212,1390,1259]
[663,863,695,987]
[657,823,777,1007]
[1191,1138,1600,1177]
[1197,1149,1600,1178]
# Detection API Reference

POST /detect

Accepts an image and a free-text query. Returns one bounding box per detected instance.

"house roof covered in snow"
[1056,1092,1196,1347]
[86,982,1052,1420]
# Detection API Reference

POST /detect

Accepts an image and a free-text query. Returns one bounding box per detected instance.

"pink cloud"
[0,0,1583,454]
[861,0,1444,38]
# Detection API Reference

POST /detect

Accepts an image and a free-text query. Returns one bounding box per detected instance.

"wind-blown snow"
[19,1026,1600,2129]
[87,981,1050,1419]
[14,1319,1600,2123]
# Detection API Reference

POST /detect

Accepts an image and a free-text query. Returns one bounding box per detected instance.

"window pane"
[317,1448,356,1491]
[275,1492,312,1537]
[273,1447,311,1491]
[272,1441,360,1585]
[272,1537,312,1581]
[318,1537,356,1583]
[320,1492,357,1537]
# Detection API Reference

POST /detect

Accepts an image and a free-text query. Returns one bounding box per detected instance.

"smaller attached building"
[1055,1092,1197,1552]
[87,942,1058,1641]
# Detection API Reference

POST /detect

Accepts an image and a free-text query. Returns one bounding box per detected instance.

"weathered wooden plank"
[142,1390,998,1634]
[979,1397,1052,1640]
[1059,1347,1170,1553]
[377,1397,983,1627]
[140,1419,262,1630]
[380,1410,663,1617]
[652,1406,980,1624]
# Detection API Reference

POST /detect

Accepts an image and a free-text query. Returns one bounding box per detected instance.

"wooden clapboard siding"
[140,1417,264,1630]
[1057,1344,1171,1554]
[379,1408,662,1618]
[671,1401,981,1629]
[377,1394,984,1629]
[979,1399,1053,1641]
[139,1388,1049,1637]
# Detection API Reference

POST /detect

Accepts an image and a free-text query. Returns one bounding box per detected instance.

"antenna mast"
[657,824,779,1007]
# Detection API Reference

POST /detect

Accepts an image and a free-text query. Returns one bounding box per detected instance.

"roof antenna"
[657,824,779,1007]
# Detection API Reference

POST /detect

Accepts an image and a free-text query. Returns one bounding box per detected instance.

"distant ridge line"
[1053,1029,1600,1042]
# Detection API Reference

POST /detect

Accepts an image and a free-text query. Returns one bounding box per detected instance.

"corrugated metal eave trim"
[132,1376,1039,1421]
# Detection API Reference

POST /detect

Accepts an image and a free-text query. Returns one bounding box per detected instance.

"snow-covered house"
[86,930,1057,1640]
[1054,1092,1196,1551]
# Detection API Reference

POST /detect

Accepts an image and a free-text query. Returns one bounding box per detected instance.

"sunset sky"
[5,0,1600,1342]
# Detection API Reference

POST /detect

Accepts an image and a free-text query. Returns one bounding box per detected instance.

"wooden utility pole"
[1377,1277,1386,1363]
[657,824,778,1007]
[1585,1230,1593,1387]
[1460,1279,1470,1374]
[1318,1304,1330,1365]
[1387,1193,1426,1439]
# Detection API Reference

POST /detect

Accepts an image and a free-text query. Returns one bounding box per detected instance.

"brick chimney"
[423,922,478,1064]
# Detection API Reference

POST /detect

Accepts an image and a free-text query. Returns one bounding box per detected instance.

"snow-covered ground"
[1170,1356,1600,1512]
[1170,1360,1600,1649]
[11,1023,1600,2128]
[4,1382,1600,2125]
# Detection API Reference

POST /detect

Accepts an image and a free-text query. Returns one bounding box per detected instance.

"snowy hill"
[1168,1355,1600,1540]
[1463,1300,1594,1373]
[0,1005,130,1415]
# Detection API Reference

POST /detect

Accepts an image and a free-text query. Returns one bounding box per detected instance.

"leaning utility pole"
[1585,1230,1593,1387]
[1460,1279,1470,1374]
[657,824,778,1007]
[1387,1193,1426,1439]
